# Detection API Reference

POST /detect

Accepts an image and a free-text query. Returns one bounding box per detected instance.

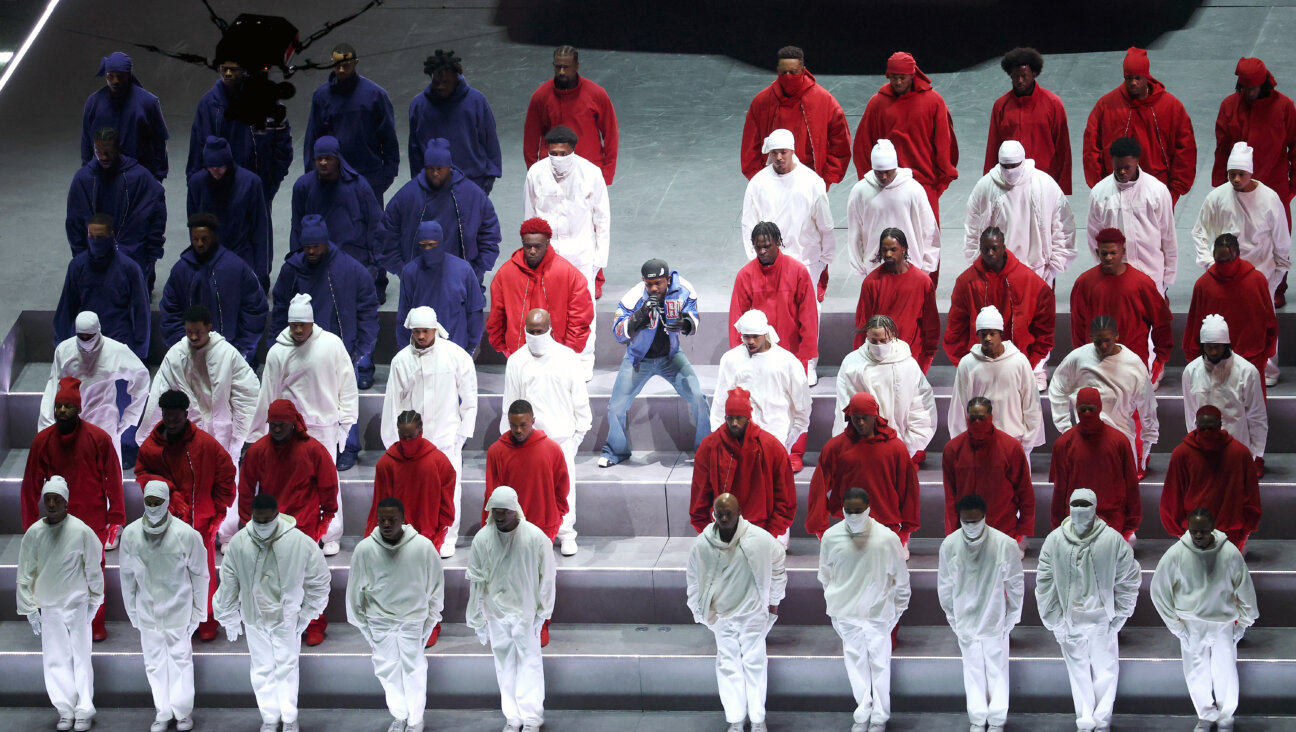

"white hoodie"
[136,332,260,454]
[119,510,208,633]
[523,153,611,272]
[711,342,811,448]
[1150,529,1258,635]
[39,333,149,435]
[937,524,1024,640]
[817,515,910,629]
[465,490,557,633]
[1182,353,1267,459]
[347,525,445,639]
[1035,516,1140,632]
[962,161,1077,283]
[1191,179,1291,288]
[1087,167,1178,292]
[381,336,478,450]
[834,338,936,457]
[846,168,940,277]
[948,340,1043,448]
[740,161,836,282]
[499,338,591,442]
[212,513,331,631]
[688,516,787,626]
[250,326,358,447]
[16,513,104,615]
[1048,343,1159,463]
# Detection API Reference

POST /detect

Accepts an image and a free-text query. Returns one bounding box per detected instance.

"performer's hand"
[27,612,41,636]
[225,625,241,643]
[768,605,779,616]
[1233,622,1247,643]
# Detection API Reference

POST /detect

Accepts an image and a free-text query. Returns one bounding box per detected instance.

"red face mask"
[1196,428,1229,452]
[777,72,810,97]
[968,416,994,445]
[1214,257,1242,277]
[1077,410,1103,437]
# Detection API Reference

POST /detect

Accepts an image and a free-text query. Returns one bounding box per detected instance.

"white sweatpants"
[1266,276,1280,382]
[435,441,464,549]
[487,616,546,727]
[215,436,244,544]
[368,618,428,726]
[40,605,95,719]
[833,618,892,726]
[958,633,1011,726]
[1057,622,1120,731]
[712,611,774,724]
[140,626,195,721]
[1179,619,1239,724]
[305,424,344,546]
[555,435,578,543]
[245,621,303,724]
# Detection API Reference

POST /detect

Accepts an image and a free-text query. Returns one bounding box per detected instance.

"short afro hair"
[1000,47,1043,75]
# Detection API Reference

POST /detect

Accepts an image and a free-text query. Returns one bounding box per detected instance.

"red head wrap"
[1123,47,1150,77]
[55,377,82,407]
[1196,404,1223,421]
[725,387,753,418]
[267,399,308,436]
[1076,387,1102,411]
[1095,227,1126,245]
[844,392,881,417]
[886,52,917,75]
[519,217,552,238]
[1235,57,1275,88]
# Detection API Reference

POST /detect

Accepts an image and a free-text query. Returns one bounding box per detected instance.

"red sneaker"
[198,619,219,642]
[594,268,605,299]
[425,622,441,648]
[540,619,550,648]
[92,606,107,642]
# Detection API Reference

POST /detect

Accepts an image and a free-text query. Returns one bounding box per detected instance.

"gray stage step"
[3,535,1293,629]
[0,621,1293,715]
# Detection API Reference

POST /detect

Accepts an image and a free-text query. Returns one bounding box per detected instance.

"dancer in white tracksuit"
[39,311,150,472]
[1151,508,1258,731]
[135,307,260,545]
[818,486,911,732]
[213,493,331,732]
[347,497,445,732]
[381,306,477,558]
[500,308,591,555]
[523,126,611,380]
[1036,488,1141,732]
[938,493,1025,732]
[16,477,104,731]
[687,492,788,732]
[250,293,358,554]
[711,309,811,454]
[947,306,1044,455]
[466,487,557,732]
[120,481,208,732]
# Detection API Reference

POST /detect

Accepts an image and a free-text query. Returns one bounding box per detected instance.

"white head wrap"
[1069,488,1097,506]
[144,480,170,503]
[1199,314,1231,344]
[975,306,1005,332]
[733,309,780,345]
[1227,141,1254,174]
[871,139,898,170]
[74,311,102,335]
[287,293,315,324]
[142,480,172,532]
[486,486,525,522]
[403,305,449,339]
[998,140,1026,165]
[761,128,795,154]
[42,476,69,501]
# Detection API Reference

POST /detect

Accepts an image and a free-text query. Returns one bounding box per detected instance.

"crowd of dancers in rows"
[18,37,1284,732]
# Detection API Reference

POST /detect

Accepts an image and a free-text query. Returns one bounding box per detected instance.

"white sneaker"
[522,725,542,732]
[1266,373,1279,387]
[258,723,278,732]
[439,542,456,559]
[503,722,521,732]
[560,537,579,556]
[406,723,424,732]
[752,723,768,732]
[150,720,169,732]
[597,456,612,468]
[56,719,73,732]
[321,540,340,556]
[282,722,300,732]
[867,724,887,732]
[387,719,407,732]
[176,719,194,731]
[726,724,744,732]
[73,719,92,732]
[808,369,818,387]
[851,724,867,732]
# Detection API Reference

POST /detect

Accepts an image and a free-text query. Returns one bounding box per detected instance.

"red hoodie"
[1083,78,1197,201]
[854,263,941,371]
[853,72,959,218]
[369,436,457,550]
[1070,264,1174,374]
[21,419,124,534]
[690,421,796,536]
[484,429,569,540]
[729,252,819,366]
[487,247,593,357]
[1050,422,1141,536]
[523,77,619,184]
[238,429,339,541]
[135,420,237,536]
[805,420,918,540]
[942,426,1034,539]
[944,250,1055,368]
[1161,429,1261,544]
[741,69,852,185]
[1214,86,1296,208]
[985,83,1073,194]
[1184,258,1278,375]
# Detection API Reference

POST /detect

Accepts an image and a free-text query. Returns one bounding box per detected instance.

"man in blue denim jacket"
[598,259,711,467]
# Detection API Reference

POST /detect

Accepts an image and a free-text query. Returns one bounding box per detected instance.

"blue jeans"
[601,352,710,463]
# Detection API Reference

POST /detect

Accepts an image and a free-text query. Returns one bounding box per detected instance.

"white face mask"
[1002,164,1026,186]
[550,153,575,176]
[1070,504,1097,534]
[250,519,277,540]
[866,340,891,360]
[76,333,100,352]
[843,508,869,533]
[961,518,985,540]
[525,329,553,357]
[142,502,170,534]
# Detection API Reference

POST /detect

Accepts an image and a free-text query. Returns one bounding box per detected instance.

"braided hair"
[423,49,463,78]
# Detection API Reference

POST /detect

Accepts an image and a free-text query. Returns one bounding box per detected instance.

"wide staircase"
[1,306,1295,718]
